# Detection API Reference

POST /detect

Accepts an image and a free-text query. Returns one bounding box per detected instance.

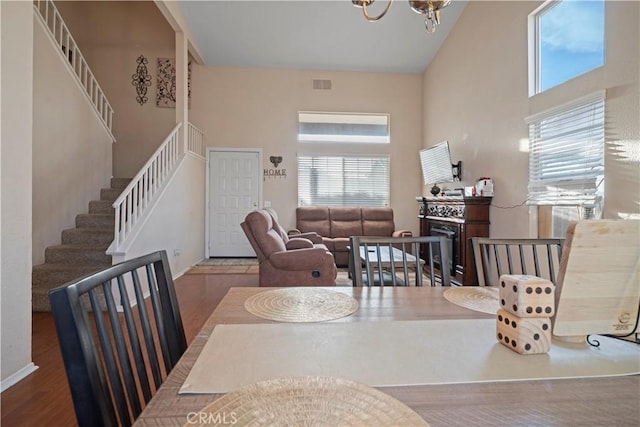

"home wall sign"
[132,55,151,105]
[156,58,192,108]
[264,156,286,179]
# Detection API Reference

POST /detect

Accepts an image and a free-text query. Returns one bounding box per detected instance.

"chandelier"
[352,0,452,33]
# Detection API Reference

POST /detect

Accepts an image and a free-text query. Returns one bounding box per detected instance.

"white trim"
[0,363,39,392]
[528,0,558,96]
[525,90,607,124]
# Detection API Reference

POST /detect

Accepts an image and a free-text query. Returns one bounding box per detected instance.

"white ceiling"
[177,0,468,74]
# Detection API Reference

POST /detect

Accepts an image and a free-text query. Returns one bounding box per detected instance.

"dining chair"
[49,250,187,427]
[471,237,564,287]
[349,235,451,287]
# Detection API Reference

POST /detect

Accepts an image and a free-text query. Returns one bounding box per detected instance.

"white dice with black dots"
[499,274,555,318]
[496,308,551,354]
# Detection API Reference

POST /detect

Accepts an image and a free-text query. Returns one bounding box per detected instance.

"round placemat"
[185,376,429,427]
[443,286,500,315]
[244,288,358,322]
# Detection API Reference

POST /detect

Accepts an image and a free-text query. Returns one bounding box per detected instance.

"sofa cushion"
[329,207,363,238]
[362,207,395,236]
[296,207,331,237]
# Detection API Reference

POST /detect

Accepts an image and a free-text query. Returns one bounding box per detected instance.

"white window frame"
[528,0,605,96]
[298,111,390,144]
[297,154,390,207]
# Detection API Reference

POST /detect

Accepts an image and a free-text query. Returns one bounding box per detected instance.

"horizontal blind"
[419,141,454,185]
[298,112,390,143]
[526,91,605,205]
[298,155,390,207]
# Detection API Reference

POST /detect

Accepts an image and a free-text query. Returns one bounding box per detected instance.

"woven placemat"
[443,286,500,315]
[185,376,429,427]
[244,288,358,322]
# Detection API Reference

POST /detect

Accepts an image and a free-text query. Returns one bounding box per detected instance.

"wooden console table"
[417,196,491,286]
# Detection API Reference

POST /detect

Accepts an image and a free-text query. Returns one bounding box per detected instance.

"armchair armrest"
[285,238,314,250]
[295,232,323,244]
[269,248,334,270]
[288,229,323,244]
[392,230,413,237]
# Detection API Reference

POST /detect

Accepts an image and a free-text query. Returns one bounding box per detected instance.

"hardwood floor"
[0,272,258,427]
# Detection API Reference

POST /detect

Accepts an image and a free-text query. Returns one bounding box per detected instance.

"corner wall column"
[1,0,38,390]
[175,31,188,153]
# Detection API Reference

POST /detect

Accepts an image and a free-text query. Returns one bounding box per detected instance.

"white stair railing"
[188,123,205,158]
[110,122,205,252]
[112,124,182,252]
[33,0,114,139]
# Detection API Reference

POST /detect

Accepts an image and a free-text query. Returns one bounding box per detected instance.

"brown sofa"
[290,207,411,267]
[241,209,337,286]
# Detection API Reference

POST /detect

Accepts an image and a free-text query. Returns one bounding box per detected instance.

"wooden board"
[553,220,640,338]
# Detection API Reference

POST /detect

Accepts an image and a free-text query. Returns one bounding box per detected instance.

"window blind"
[525,91,605,205]
[298,112,390,143]
[297,155,390,207]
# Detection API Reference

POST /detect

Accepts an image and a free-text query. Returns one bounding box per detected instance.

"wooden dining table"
[134,286,640,426]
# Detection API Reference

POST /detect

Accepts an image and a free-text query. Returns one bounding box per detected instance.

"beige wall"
[56,1,177,178]
[113,154,206,276]
[1,1,36,388]
[32,19,113,265]
[189,67,424,234]
[423,0,640,237]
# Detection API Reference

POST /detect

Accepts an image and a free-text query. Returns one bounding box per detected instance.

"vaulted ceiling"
[177,0,468,74]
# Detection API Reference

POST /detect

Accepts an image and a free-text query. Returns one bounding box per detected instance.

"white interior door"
[207,149,261,257]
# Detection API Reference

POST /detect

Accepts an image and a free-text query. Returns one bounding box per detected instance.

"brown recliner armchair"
[241,209,337,287]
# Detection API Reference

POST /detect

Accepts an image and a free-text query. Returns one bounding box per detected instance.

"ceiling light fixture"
[351,0,452,33]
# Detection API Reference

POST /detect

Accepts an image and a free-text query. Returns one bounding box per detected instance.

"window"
[526,91,605,236]
[298,112,390,144]
[529,0,604,95]
[297,155,390,207]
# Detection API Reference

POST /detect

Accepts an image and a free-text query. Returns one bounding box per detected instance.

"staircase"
[32,178,130,312]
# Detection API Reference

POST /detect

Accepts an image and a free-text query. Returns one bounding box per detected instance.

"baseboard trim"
[1,362,39,392]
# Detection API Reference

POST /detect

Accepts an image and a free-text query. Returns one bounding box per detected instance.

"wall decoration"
[264,168,287,179]
[131,55,151,105]
[156,58,191,108]
[265,156,286,179]
[270,156,283,168]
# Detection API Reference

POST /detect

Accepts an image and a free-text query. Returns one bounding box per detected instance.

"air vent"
[312,79,332,90]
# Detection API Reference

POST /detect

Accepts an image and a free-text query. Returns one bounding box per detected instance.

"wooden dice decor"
[499,274,555,318]
[496,308,551,354]
[496,274,555,355]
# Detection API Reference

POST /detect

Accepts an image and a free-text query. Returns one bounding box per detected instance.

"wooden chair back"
[350,235,451,287]
[471,237,564,287]
[49,250,187,427]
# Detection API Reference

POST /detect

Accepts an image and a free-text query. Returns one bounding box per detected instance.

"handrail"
[112,124,182,251]
[187,123,205,158]
[33,0,114,139]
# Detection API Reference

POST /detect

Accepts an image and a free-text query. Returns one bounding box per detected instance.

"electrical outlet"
[173,249,181,257]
